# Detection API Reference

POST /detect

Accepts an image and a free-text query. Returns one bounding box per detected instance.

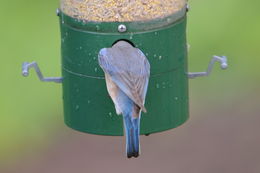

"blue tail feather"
[123,115,140,158]
[116,88,141,158]
[132,117,140,156]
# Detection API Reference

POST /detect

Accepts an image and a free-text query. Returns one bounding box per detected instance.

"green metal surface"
[60,11,189,136]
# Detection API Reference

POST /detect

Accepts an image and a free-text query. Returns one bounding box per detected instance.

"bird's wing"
[98,43,150,112]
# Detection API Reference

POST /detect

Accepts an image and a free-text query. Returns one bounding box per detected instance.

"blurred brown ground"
[1,92,259,173]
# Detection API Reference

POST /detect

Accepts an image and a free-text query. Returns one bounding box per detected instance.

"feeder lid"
[60,0,187,22]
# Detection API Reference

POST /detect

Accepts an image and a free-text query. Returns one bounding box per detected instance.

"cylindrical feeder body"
[59,0,189,136]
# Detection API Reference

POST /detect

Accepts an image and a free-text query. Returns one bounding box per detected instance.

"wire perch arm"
[188,55,228,79]
[22,61,63,83]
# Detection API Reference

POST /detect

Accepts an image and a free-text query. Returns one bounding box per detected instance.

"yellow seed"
[60,0,186,22]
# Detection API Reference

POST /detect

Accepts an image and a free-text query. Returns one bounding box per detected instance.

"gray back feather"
[98,41,150,111]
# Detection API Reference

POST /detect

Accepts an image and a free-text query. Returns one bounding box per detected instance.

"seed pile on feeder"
[61,0,187,22]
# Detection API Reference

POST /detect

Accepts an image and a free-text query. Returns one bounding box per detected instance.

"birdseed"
[60,0,187,22]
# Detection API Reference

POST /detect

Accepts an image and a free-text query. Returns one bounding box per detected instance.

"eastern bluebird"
[98,41,150,158]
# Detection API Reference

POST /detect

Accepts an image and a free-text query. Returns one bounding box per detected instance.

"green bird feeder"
[22,0,228,136]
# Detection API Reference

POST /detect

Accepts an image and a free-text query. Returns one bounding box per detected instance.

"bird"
[98,40,150,158]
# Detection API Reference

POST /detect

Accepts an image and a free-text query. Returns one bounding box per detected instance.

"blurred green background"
[0,0,259,172]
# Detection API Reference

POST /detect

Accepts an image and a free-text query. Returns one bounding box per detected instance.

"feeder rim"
[59,5,187,33]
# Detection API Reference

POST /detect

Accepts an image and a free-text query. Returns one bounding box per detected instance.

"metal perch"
[188,55,228,79]
[22,61,62,83]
